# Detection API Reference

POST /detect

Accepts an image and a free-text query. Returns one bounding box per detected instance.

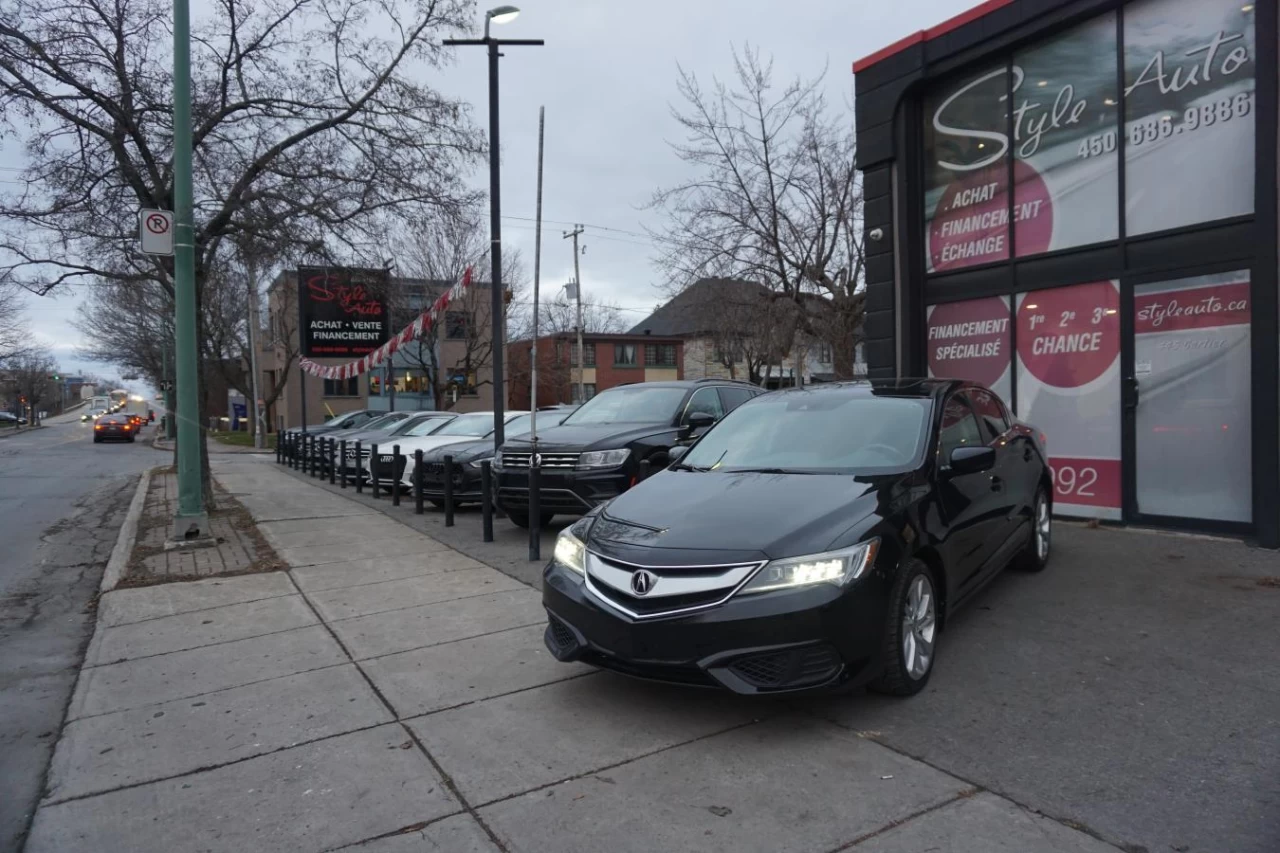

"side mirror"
[947,445,996,476]
[667,445,689,465]
[683,411,717,432]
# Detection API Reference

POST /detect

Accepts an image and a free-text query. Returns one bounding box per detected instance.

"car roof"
[766,378,966,400]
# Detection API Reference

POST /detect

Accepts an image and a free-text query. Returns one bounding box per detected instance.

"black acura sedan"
[541,379,1051,697]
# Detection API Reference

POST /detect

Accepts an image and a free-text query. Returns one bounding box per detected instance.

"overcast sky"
[6,0,975,380]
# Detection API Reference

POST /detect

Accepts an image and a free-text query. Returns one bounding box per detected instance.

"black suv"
[494,380,762,527]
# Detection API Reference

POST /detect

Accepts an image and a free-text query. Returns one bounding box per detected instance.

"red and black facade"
[854,0,1279,545]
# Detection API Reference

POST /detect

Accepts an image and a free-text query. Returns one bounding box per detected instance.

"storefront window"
[923,64,1012,273]
[1123,0,1255,236]
[1013,12,1119,255]
[926,296,1012,403]
[1134,270,1252,522]
[1015,281,1121,519]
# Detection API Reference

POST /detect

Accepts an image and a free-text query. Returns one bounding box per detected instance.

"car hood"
[500,422,674,452]
[590,470,904,562]
[393,434,489,454]
[421,438,495,463]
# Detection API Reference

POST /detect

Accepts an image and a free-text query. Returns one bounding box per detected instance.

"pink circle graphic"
[927,297,1010,388]
[929,159,1053,272]
[1017,282,1119,389]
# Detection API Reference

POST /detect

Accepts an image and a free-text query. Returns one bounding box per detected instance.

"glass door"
[1128,270,1253,524]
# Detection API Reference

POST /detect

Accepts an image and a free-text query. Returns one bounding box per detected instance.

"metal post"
[301,435,309,475]
[340,440,348,488]
[328,438,336,485]
[414,449,424,515]
[355,441,364,494]
[528,463,541,561]
[170,0,206,540]
[246,258,265,449]
[443,454,455,527]
[564,225,585,404]
[299,368,308,437]
[481,460,494,542]
[391,445,401,506]
[370,443,380,499]
[487,39,506,450]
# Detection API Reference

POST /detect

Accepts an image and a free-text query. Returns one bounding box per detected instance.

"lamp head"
[484,5,519,38]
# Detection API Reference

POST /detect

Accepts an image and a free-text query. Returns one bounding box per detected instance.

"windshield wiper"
[722,467,811,475]
[676,449,726,472]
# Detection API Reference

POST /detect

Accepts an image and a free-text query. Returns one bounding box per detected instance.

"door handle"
[1023,447,1033,462]
[1122,376,1140,409]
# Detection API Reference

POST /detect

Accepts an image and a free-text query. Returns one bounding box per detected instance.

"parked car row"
[280,378,1053,700]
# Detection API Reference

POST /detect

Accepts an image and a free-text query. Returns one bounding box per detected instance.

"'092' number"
[1052,464,1097,498]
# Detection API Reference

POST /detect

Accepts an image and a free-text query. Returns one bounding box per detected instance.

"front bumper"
[496,468,629,516]
[541,562,889,694]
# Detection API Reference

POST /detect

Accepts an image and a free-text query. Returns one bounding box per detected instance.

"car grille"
[583,552,763,619]
[547,615,576,651]
[727,646,842,690]
[579,649,714,687]
[498,487,594,512]
[501,451,580,469]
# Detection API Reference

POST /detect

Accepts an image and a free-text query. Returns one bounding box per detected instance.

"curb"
[100,466,153,593]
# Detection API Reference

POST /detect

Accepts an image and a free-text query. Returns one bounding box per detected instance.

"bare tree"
[2,0,484,499]
[5,347,57,423]
[649,47,865,377]
[387,213,528,411]
[0,277,30,360]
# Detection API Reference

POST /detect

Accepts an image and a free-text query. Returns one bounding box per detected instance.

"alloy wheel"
[1035,496,1051,561]
[901,574,936,680]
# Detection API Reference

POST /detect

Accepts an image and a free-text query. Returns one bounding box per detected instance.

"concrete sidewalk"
[26,454,1123,853]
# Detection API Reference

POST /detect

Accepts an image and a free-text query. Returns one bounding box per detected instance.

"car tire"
[506,509,555,529]
[869,559,939,698]
[1015,488,1051,572]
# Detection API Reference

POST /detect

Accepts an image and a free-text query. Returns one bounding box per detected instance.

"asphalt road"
[0,414,157,851]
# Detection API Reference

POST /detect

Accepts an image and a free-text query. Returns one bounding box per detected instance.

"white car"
[393,411,529,489]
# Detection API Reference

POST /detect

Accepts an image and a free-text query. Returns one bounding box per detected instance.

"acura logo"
[630,569,657,596]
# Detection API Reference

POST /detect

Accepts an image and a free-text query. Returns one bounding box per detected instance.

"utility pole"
[245,259,266,448]
[169,0,207,540]
[563,225,584,404]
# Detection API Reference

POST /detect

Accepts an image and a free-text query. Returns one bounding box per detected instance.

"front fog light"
[740,539,880,595]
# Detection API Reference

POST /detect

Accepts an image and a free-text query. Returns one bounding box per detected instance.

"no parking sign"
[138,209,174,255]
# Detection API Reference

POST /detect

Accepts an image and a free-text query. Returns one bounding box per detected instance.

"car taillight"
[94,425,102,430]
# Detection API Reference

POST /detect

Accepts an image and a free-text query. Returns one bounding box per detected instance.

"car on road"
[412,410,575,507]
[93,413,138,443]
[0,412,27,426]
[393,411,529,492]
[493,379,763,528]
[541,379,1052,697]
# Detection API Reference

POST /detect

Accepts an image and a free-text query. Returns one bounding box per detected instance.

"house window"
[445,311,470,340]
[323,377,360,397]
[570,341,597,367]
[614,343,638,366]
[570,383,597,403]
[645,343,677,367]
[816,343,833,364]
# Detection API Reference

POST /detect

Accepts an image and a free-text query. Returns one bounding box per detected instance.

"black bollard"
[339,440,348,488]
[370,443,380,499]
[480,461,494,542]
[328,438,336,484]
[355,441,364,494]
[413,450,424,515]
[303,435,311,475]
[391,445,401,506]
[443,455,455,527]
[276,433,282,464]
[528,463,542,561]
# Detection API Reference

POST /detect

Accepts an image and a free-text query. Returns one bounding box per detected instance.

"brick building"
[507,332,684,409]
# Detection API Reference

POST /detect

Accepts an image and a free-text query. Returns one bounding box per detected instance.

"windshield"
[390,415,443,436]
[562,386,687,425]
[680,393,931,473]
[402,416,452,437]
[505,414,534,437]
[323,412,354,426]
[433,413,496,437]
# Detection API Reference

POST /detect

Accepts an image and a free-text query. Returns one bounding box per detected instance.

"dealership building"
[853,0,1277,546]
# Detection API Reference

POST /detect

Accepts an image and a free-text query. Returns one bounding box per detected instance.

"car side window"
[681,387,726,424]
[938,394,984,464]
[717,386,755,413]
[968,388,1009,442]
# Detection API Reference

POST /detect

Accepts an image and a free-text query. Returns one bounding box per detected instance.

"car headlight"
[491,452,504,470]
[553,529,586,576]
[577,448,630,470]
[468,458,488,469]
[739,540,880,595]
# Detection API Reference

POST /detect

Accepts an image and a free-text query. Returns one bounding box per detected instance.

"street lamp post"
[444,6,542,448]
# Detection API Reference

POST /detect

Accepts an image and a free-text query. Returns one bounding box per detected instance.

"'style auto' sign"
[297,267,390,358]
